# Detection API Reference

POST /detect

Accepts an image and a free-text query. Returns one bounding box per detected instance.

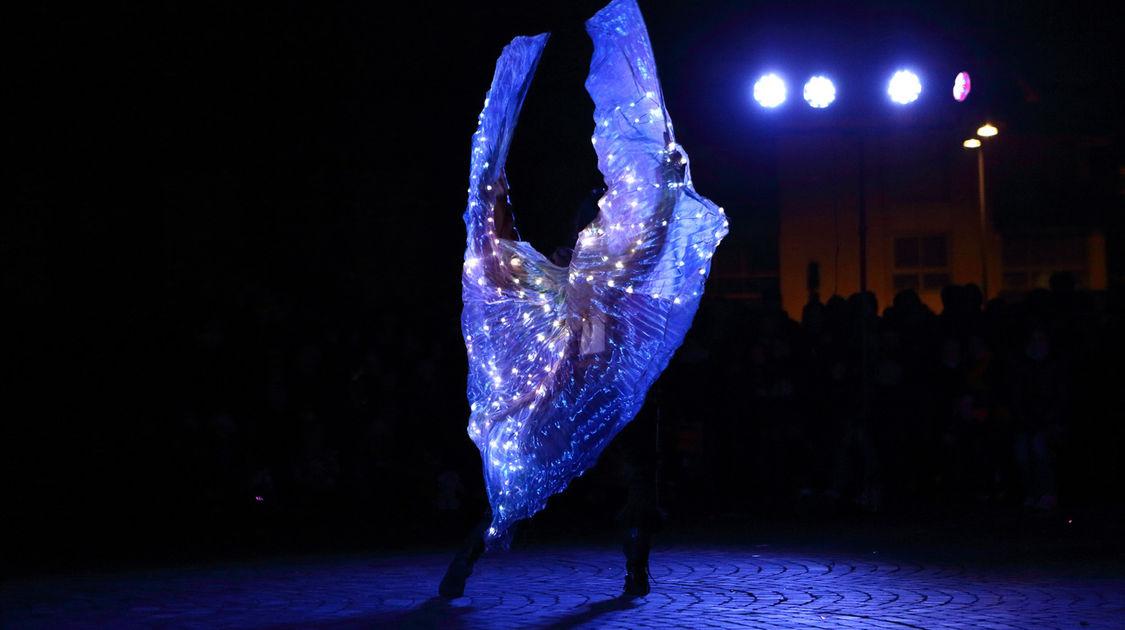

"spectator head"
[963,284,983,311]
[802,296,826,334]
[940,284,962,313]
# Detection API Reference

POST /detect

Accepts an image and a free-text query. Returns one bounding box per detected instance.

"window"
[892,234,950,292]
[1001,237,1086,291]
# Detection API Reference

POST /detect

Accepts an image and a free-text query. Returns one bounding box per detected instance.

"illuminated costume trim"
[462,0,727,545]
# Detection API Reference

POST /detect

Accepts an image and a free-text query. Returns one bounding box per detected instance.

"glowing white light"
[963,138,981,148]
[953,72,971,102]
[803,76,836,108]
[977,123,998,137]
[753,73,786,108]
[888,70,922,104]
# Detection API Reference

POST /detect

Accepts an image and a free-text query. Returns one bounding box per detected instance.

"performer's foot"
[439,511,490,598]
[622,526,652,597]
[623,565,650,597]
[439,560,472,598]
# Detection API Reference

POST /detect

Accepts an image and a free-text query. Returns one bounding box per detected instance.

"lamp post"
[963,124,998,300]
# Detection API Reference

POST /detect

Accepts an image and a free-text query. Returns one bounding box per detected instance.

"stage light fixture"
[753,73,786,108]
[888,70,922,104]
[953,72,971,101]
[803,76,836,108]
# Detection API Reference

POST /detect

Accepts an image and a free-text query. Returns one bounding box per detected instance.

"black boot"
[439,513,489,598]
[622,526,651,597]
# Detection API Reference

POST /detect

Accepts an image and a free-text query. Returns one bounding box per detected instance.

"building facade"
[776,128,1107,317]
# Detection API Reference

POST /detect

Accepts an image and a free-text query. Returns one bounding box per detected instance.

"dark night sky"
[6,0,1123,565]
[12,0,1121,298]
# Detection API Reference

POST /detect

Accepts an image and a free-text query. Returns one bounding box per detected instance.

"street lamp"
[963,124,998,299]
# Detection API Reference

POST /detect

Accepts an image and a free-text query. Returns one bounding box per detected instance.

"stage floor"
[4,535,1124,629]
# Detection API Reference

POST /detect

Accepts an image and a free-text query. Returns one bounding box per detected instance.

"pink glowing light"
[953,72,971,102]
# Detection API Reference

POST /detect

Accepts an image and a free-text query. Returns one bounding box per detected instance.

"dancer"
[441,0,727,598]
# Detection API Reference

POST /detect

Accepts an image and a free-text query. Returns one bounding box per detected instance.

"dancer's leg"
[438,507,491,598]
[615,398,665,596]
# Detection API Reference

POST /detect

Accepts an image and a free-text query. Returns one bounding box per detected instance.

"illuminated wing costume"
[462,0,727,545]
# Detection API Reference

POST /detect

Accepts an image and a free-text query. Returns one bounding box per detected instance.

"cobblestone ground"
[4,543,1123,629]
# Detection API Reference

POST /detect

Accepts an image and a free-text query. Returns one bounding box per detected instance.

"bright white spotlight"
[977,123,998,137]
[963,138,981,148]
[753,73,786,108]
[803,76,836,108]
[888,69,922,104]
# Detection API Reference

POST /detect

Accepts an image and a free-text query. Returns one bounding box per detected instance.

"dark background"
[6,0,1123,573]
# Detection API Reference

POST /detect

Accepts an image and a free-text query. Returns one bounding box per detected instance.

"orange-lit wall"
[778,129,998,318]
[776,130,1107,318]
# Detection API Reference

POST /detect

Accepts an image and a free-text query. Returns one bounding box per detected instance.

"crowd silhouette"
[156,273,1122,554]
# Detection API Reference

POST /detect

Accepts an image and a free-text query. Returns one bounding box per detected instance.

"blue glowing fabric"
[462,0,728,545]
